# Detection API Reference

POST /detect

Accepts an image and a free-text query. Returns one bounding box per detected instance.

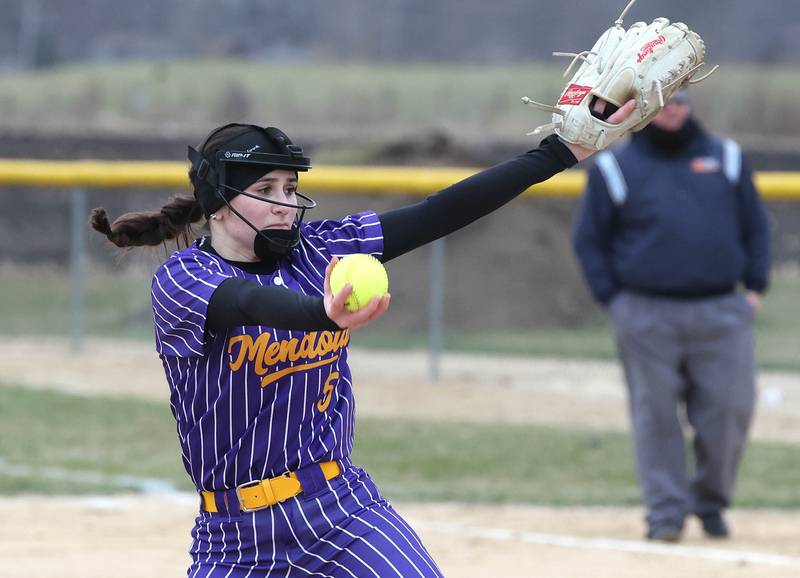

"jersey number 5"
[316,371,340,412]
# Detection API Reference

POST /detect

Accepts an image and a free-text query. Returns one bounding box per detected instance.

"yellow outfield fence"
[0,159,799,199]
[2,158,797,364]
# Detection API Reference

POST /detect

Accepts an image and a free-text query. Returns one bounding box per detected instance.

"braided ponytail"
[89,195,204,249]
[90,123,256,251]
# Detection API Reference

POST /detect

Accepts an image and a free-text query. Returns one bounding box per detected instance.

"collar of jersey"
[197,236,280,275]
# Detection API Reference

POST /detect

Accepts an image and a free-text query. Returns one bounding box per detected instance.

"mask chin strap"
[213,187,313,259]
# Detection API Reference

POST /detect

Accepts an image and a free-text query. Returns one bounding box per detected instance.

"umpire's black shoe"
[698,512,730,538]
[646,524,683,543]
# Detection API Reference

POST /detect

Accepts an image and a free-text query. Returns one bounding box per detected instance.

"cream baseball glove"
[523,0,717,151]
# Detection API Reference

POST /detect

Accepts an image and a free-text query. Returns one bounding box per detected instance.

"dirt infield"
[3,496,799,578]
[3,336,800,442]
[3,336,800,577]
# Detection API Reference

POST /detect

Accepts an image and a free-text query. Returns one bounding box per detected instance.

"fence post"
[428,238,445,381]
[70,188,87,353]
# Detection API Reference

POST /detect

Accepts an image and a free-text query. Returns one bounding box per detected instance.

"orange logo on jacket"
[690,157,721,173]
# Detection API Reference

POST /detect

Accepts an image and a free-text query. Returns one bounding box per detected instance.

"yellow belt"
[201,461,340,513]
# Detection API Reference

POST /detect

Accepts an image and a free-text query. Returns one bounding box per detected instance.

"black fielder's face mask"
[218,172,317,260]
[187,124,317,261]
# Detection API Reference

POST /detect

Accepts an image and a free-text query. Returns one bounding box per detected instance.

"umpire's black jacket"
[573,121,771,305]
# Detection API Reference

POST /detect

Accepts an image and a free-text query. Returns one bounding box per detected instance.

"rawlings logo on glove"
[636,35,667,63]
[522,0,717,152]
[559,85,593,106]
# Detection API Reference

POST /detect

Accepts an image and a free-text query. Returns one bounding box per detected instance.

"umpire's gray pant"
[609,291,756,529]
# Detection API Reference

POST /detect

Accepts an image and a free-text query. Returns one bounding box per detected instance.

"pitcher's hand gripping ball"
[330,254,389,312]
[521,0,718,151]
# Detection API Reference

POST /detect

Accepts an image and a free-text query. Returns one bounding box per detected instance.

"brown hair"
[90,124,253,249]
[89,196,204,249]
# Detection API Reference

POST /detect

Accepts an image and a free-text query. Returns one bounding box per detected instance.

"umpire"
[573,89,771,542]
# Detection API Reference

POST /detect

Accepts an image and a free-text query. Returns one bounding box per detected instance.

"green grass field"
[1,385,799,508]
[0,265,154,340]
[2,266,799,369]
[1,59,799,145]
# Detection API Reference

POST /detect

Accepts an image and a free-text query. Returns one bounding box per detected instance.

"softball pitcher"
[91,104,634,576]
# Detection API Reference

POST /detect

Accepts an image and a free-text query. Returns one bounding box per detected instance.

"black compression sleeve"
[379,134,578,262]
[207,278,340,331]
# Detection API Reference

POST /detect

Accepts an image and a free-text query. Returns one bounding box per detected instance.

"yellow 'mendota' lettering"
[260,356,339,387]
[228,330,350,387]
[228,333,271,372]
[334,330,350,350]
[279,338,296,362]
[316,332,333,357]
[264,341,282,366]
[298,333,316,358]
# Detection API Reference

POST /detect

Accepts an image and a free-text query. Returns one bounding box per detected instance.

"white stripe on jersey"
[302,237,330,261]
[201,517,215,576]
[193,251,235,277]
[298,372,310,468]
[194,361,204,488]
[157,335,183,357]
[227,524,244,578]
[236,281,264,482]
[240,334,250,482]
[177,359,194,468]
[333,477,424,578]
[289,262,324,296]
[293,501,376,578]
[276,501,358,578]
[300,239,334,281]
[326,519,407,578]
[164,265,211,305]
[281,330,296,473]
[212,342,226,489]
[179,258,226,290]
[152,275,207,329]
[163,357,191,464]
[245,515,259,578]
[328,356,346,453]
[246,352,259,476]
[339,373,356,455]
[228,360,236,484]
[151,282,206,335]
[305,235,384,245]
[296,241,326,285]
[307,218,381,235]
[246,321,266,481]
[152,304,204,355]
[212,520,225,576]
[321,362,341,452]
[352,479,440,576]
[370,507,441,576]
[312,369,332,458]
[151,300,203,344]
[260,327,280,480]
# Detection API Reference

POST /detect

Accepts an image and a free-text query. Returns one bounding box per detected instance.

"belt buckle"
[235,479,270,513]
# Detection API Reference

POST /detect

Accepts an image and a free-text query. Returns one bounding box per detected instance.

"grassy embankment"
[1,385,799,507]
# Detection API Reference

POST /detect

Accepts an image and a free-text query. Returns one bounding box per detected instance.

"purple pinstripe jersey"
[151,211,383,491]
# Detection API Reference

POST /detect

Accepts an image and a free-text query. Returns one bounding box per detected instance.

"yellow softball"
[330,254,389,312]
